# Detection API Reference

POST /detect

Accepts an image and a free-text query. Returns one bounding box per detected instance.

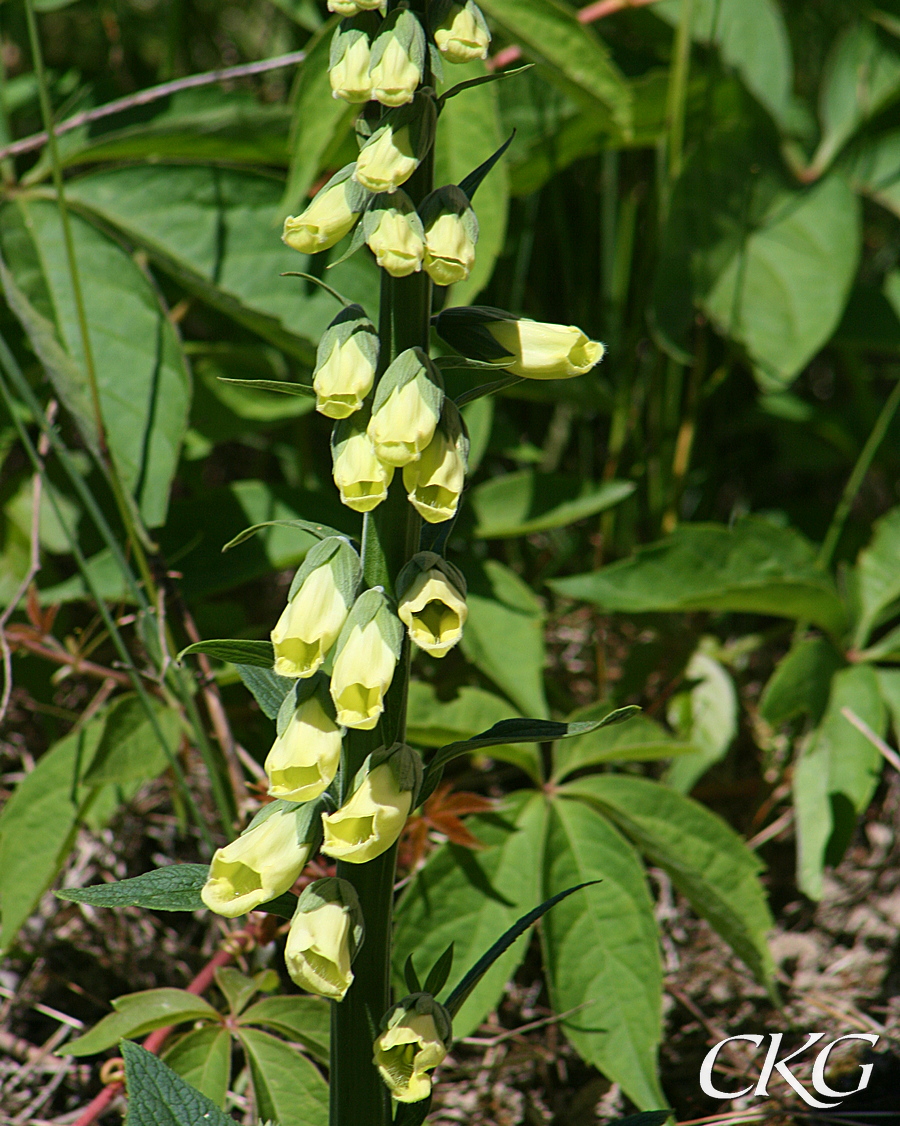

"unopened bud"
[283,164,369,254]
[284,878,364,1002]
[419,184,478,287]
[328,0,385,15]
[368,8,425,107]
[332,411,395,512]
[354,94,436,194]
[431,0,491,64]
[313,304,378,418]
[367,347,444,466]
[365,191,425,277]
[329,15,378,104]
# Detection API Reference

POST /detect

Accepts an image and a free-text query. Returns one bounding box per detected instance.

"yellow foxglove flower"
[420,185,478,287]
[332,414,395,512]
[397,553,467,657]
[367,347,444,467]
[284,878,363,1002]
[265,692,342,802]
[328,20,374,105]
[328,0,384,14]
[271,538,361,678]
[369,9,425,107]
[402,401,467,523]
[374,994,452,1103]
[200,802,319,918]
[365,191,425,277]
[432,0,491,64]
[354,96,435,194]
[329,589,402,729]
[321,745,421,862]
[313,304,378,419]
[282,165,368,254]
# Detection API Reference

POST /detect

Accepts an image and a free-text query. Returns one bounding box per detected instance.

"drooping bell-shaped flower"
[328,0,385,15]
[374,992,453,1103]
[312,304,379,418]
[397,552,467,657]
[430,0,491,64]
[331,411,395,512]
[402,400,468,523]
[419,185,478,287]
[328,14,378,104]
[283,164,369,254]
[265,684,343,802]
[284,878,364,1002]
[367,347,444,467]
[368,8,425,107]
[364,191,425,277]
[329,588,404,730]
[354,94,436,194]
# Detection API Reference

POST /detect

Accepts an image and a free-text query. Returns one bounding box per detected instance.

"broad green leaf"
[862,620,900,663]
[434,58,508,304]
[654,0,796,128]
[852,130,900,218]
[65,989,219,1057]
[471,470,634,538]
[58,864,209,912]
[64,165,379,359]
[551,518,847,638]
[562,775,776,991]
[702,174,861,391]
[214,967,265,1017]
[122,1041,234,1126]
[236,665,296,721]
[237,1028,328,1126]
[877,669,900,741]
[238,995,330,1064]
[759,636,845,728]
[794,665,887,899]
[477,0,632,134]
[664,648,738,793]
[161,1026,232,1108]
[179,639,275,668]
[0,718,106,953]
[82,695,181,786]
[543,797,664,1109]
[553,713,693,781]
[407,680,541,784]
[854,507,900,648]
[0,199,191,527]
[463,559,548,716]
[393,792,545,1038]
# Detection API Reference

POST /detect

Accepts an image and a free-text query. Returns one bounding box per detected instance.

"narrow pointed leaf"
[424,943,455,997]
[216,377,315,396]
[221,518,348,552]
[178,639,275,668]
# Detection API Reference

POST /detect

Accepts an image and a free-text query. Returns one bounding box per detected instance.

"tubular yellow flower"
[402,424,465,523]
[329,32,373,104]
[328,0,384,14]
[200,804,312,918]
[330,618,398,729]
[486,319,605,379]
[424,211,475,285]
[286,900,354,1000]
[321,759,413,862]
[398,568,467,656]
[355,123,418,193]
[367,348,444,467]
[282,166,367,254]
[332,417,395,512]
[265,694,342,802]
[370,38,421,107]
[374,994,452,1103]
[314,333,377,418]
[367,209,425,277]
[432,1,491,63]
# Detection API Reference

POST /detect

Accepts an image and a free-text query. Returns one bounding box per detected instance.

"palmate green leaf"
[471,470,634,538]
[759,636,845,727]
[794,665,887,900]
[64,989,219,1057]
[551,518,848,638]
[663,649,738,794]
[0,198,191,528]
[393,792,545,1038]
[434,58,508,304]
[543,797,665,1110]
[562,775,776,992]
[552,713,694,781]
[178,639,275,668]
[238,995,330,1065]
[122,1041,235,1126]
[477,0,632,135]
[237,1028,328,1126]
[853,507,900,648]
[161,1026,232,1109]
[82,694,181,787]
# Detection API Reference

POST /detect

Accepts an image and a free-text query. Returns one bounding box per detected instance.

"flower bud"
[329,15,378,104]
[200,800,324,918]
[328,0,385,15]
[367,347,444,467]
[322,744,422,862]
[271,537,362,678]
[364,191,425,277]
[332,412,395,512]
[265,684,342,802]
[313,304,379,418]
[431,0,491,64]
[397,552,467,657]
[283,164,369,255]
[402,401,467,524]
[354,94,436,194]
[284,878,364,1002]
[374,993,452,1103]
[329,588,404,730]
[368,8,425,107]
[419,185,478,286]
[434,306,605,379]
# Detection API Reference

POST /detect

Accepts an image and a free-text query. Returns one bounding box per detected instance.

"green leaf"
[406,680,541,785]
[609,1115,672,1126]
[393,792,545,1038]
[237,1028,328,1126]
[178,639,275,668]
[214,967,263,1017]
[161,1026,232,1109]
[238,995,330,1065]
[543,797,665,1110]
[215,376,315,398]
[434,58,508,304]
[0,198,191,527]
[794,665,887,900]
[82,694,181,787]
[852,130,900,218]
[663,648,738,794]
[471,470,634,538]
[58,864,209,912]
[463,559,549,716]
[477,0,632,135]
[236,664,296,721]
[552,712,694,781]
[877,668,900,742]
[121,1040,235,1126]
[854,507,900,648]
[551,518,847,638]
[759,636,845,727]
[65,989,219,1057]
[221,517,346,552]
[563,775,776,991]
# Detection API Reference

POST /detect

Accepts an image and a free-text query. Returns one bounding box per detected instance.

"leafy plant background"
[2,0,900,1122]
